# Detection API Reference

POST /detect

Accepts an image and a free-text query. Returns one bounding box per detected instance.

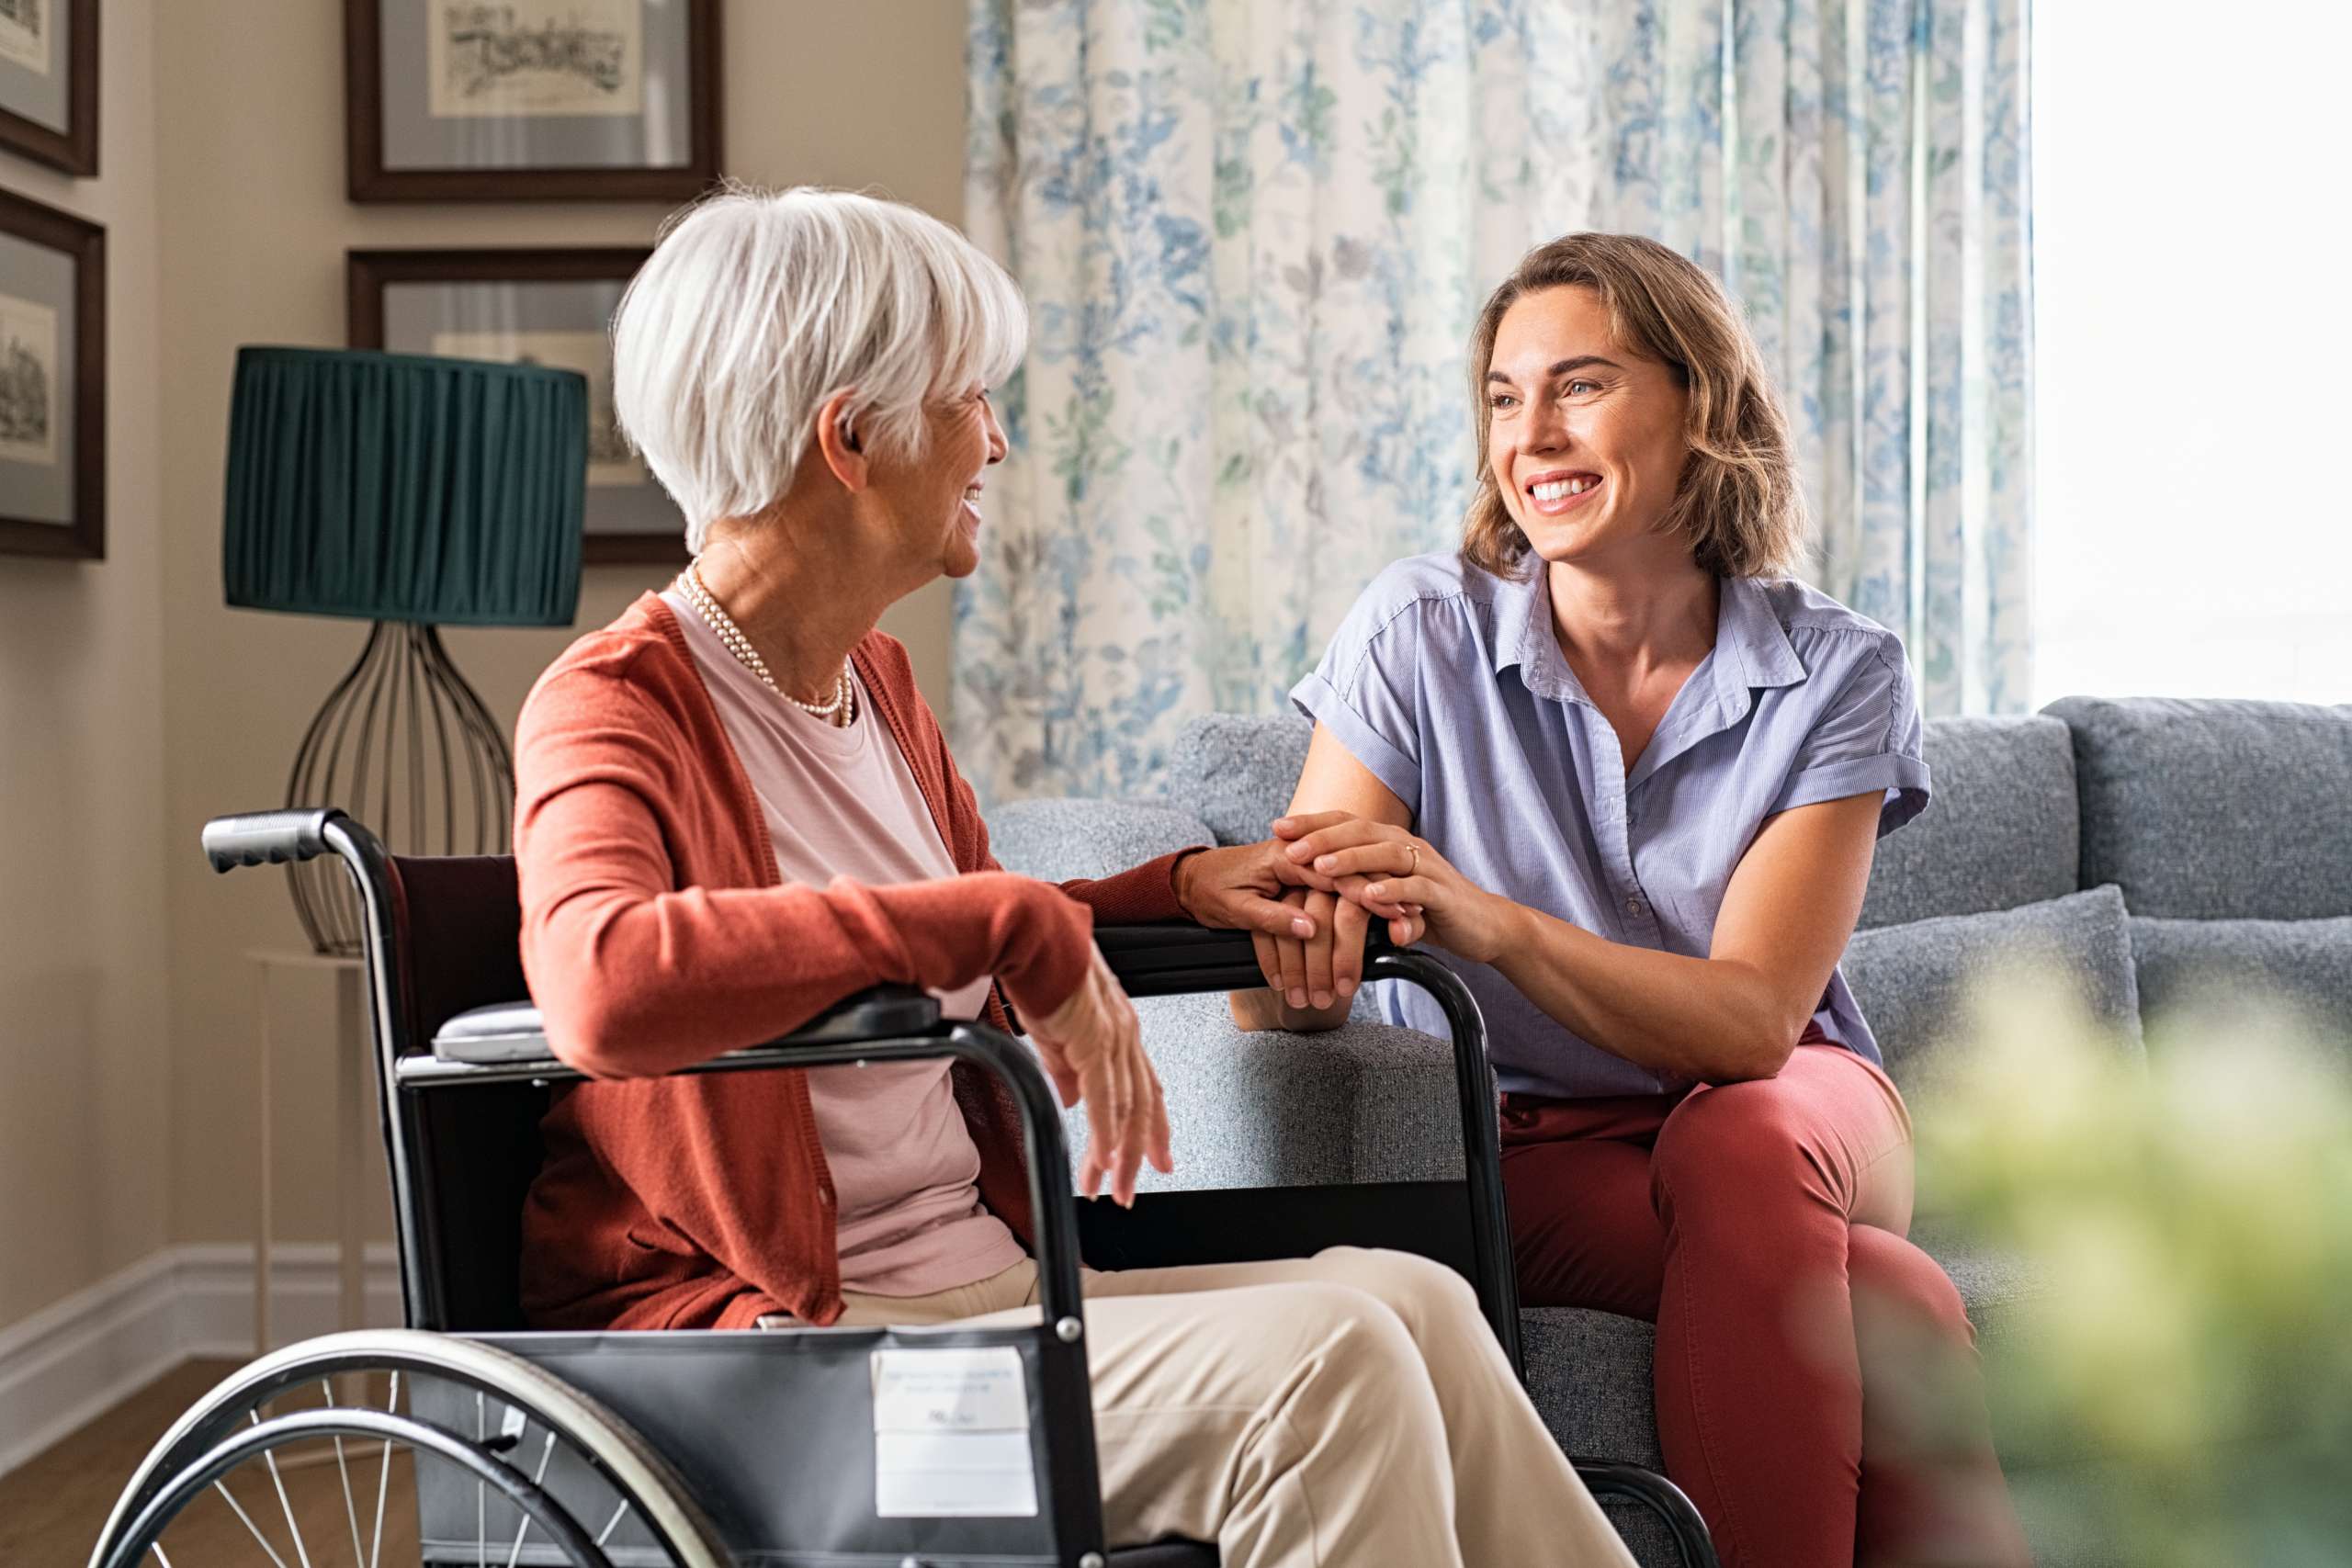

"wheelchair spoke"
[503,1430,559,1568]
[212,1477,295,1568]
[368,1372,399,1568]
[248,1410,318,1568]
[147,1545,174,1568]
[319,1379,367,1568]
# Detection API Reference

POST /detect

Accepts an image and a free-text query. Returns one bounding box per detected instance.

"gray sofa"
[989,695,2352,1567]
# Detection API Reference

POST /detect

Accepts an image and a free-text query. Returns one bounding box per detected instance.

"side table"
[248,947,371,1354]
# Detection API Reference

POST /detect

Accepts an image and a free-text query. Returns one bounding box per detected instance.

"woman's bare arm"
[1484,792,1882,1080]
[1287,787,1884,1081]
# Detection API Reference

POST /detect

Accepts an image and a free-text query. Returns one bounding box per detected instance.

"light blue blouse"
[1291,552,1931,1100]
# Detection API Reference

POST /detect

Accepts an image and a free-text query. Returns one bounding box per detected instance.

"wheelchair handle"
[202,808,346,874]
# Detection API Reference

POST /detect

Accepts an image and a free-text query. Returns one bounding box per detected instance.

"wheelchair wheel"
[88,1330,731,1568]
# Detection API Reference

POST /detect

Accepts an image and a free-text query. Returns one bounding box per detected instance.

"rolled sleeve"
[1289,593,1426,814]
[1291,670,1420,810]
[1769,637,1932,837]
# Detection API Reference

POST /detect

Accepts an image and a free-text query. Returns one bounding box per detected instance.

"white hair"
[611,184,1028,552]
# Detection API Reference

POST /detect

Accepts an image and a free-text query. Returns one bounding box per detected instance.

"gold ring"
[1407,844,1419,877]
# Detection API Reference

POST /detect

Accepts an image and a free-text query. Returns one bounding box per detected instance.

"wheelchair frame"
[153,807,1716,1567]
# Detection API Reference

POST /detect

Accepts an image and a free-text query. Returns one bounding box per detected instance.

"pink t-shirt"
[662,590,1025,1297]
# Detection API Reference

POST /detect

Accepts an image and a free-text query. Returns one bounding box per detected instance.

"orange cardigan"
[514,592,1194,1330]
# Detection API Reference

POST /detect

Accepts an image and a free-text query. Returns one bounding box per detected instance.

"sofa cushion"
[984,796,1213,884]
[1840,886,2146,1089]
[2130,915,2352,1048]
[1163,713,1313,846]
[2044,696,2352,920]
[1858,715,2081,931]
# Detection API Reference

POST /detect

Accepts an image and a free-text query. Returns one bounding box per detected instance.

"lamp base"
[286,620,514,955]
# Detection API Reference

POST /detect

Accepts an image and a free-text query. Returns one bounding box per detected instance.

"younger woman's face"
[1483,285,1690,570]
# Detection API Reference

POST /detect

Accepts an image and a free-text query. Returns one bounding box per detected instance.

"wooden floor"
[0,1359,420,1567]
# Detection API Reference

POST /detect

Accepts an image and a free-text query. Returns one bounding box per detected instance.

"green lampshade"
[222,346,586,626]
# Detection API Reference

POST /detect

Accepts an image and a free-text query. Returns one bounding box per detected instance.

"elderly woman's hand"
[1172,840,1327,942]
[1027,943,1172,1207]
[1277,818,1511,966]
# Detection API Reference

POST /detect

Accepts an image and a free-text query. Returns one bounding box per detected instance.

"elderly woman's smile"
[910,389,1006,577]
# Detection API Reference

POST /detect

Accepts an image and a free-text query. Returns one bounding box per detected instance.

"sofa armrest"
[1066,991,1464,1191]
[987,796,1215,884]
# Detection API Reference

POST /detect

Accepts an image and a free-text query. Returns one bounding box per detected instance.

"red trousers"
[1501,1040,2030,1568]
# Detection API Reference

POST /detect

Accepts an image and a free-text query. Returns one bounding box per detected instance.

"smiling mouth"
[1523,472,1602,514]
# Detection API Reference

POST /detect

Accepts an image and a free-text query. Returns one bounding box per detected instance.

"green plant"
[1910,978,2352,1566]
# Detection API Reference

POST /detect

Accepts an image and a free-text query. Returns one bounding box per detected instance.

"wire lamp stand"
[285,620,514,955]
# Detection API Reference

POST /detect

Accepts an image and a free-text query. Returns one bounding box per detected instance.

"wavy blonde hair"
[1462,233,1807,580]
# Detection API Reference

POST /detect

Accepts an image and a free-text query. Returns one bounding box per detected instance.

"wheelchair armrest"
[411,983,1093,1332]
[1094,921,1397,997]
[428,985,944,1067]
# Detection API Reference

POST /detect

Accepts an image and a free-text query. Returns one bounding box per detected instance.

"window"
[2031,6,2352,707]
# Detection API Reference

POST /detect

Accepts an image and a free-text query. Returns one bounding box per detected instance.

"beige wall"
[0,0,968,1334]
[0,2,167,1330]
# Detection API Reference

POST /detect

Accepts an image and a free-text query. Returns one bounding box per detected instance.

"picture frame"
[348,246,682,566]
[0,186,103,560]
[0,0,96,176]
[345,0,720,202]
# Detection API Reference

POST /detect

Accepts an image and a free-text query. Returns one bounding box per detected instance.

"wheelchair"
[89,808,1716,1568]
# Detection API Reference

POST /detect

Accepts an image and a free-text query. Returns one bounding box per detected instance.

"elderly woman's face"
[875,382,1007,581]
[1484,286,1690,570]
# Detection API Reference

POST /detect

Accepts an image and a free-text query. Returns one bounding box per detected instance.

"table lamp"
[222,345,586,953]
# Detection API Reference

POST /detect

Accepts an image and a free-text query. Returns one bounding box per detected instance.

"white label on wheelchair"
[870,1347,1039,1517]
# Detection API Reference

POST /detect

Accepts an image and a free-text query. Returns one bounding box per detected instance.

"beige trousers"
[822,1247,1637,1568]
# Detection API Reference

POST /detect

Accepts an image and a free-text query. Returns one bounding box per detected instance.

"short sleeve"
[1769,637,1932,838]
[1288,589,1424,813]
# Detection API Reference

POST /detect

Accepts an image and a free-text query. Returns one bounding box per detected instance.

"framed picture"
[345,0,720,202]
[0,0,97,176]
[0,186,103,560]
[349,247,682,566]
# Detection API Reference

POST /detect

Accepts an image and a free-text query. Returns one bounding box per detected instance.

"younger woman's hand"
[1275,818,1512,965]
[1026,943,1173,1206]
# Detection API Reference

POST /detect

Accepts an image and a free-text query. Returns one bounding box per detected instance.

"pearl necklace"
[678,562,855,726]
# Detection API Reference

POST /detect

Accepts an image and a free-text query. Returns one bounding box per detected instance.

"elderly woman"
[1244,235,2030,1568]
[512,187,1634,1568]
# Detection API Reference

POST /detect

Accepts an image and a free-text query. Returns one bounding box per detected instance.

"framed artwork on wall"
[0,0,98,176]
[348,246,682,566]
[345,0,720,202]
[0,186,103,560]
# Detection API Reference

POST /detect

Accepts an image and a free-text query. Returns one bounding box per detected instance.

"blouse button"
[1625,896,1646,919]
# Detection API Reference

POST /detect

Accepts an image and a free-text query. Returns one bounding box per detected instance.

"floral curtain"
[956,0,2031,804]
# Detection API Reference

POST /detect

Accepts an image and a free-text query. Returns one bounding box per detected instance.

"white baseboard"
[0,1242,401,1479]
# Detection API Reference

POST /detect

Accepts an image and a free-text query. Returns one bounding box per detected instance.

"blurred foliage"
[1910,976,2352,1567]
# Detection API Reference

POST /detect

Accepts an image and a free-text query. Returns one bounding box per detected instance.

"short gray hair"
[612,185,1027,552]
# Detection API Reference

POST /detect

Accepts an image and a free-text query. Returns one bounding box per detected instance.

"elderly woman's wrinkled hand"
[1028,943,1173,1207]
[1172,840,1328,941]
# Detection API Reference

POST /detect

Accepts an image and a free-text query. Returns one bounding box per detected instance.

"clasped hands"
[1193,812,1512,1013]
